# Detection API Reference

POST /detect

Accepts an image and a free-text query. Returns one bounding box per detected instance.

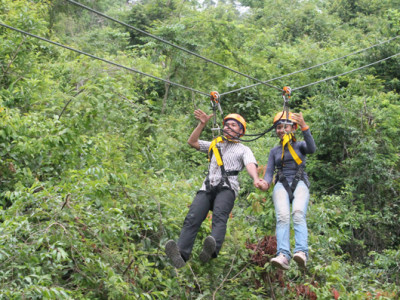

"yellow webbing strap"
[281,133,302,165]
[208,136,224,166]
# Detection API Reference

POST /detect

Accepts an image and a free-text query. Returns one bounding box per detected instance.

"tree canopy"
[0,0,399,298]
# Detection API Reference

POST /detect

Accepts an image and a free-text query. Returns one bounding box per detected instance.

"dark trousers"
[177,187,236,261]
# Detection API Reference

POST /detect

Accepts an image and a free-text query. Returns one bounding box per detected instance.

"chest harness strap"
[276,133,304,203]
[204,137,239,191]
[281,133,302,165]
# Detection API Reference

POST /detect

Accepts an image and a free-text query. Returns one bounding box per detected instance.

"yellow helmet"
[273,111,297,130]
[223,113,246,136]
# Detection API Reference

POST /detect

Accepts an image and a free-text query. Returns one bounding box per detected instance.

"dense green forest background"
[1,0,400,298]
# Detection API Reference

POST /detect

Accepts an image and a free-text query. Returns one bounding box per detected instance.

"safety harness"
[275,132,306,203]
[204,136,239,191]
[203,92,240,191]
[271,87,305,202]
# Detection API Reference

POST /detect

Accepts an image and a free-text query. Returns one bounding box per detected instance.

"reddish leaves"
[246,235,277,267]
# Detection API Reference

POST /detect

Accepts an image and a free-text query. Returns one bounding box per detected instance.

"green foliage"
[1,0,400,298]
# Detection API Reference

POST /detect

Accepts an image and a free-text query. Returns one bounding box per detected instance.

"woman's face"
[276,123,293,140]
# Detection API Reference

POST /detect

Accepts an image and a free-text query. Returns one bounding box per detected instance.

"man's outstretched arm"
[188,109,213,150]
[246,163,265,189]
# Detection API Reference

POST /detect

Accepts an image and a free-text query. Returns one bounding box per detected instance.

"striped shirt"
[198,139,257,196]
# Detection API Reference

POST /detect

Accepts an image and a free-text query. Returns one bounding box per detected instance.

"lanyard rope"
[281,133,302,165]
[208,136,224,166]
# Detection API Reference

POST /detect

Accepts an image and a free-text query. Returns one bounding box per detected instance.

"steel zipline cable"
[65,0,282,92]
[2,22,400,98]
[51,0,400,96]
[292,51,400,91]
[223,50,400,141]
[63,0,400,97]
[0,23,209,97]
[220,35,400,96]
[0,24,278,142]
[2,23,400,141]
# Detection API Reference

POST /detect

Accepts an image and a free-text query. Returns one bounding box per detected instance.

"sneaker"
[165,240,186,269]
[270,253,290,270]
[293,251,307,268]
[199,236,216,263]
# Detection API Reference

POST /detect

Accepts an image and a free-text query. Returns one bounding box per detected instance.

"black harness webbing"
[205,143,239,191]
[275,163,305,203]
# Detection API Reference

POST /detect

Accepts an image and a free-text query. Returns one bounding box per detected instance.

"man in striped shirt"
[165,109,264,268]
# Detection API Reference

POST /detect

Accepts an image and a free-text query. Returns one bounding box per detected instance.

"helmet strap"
[222,123,242,141]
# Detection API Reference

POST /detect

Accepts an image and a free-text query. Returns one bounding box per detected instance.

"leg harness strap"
[276,164,305,203]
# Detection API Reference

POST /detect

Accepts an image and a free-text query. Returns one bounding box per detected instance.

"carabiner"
[209,91,222,137]
[210,91,224,118]
[282,86,291,102]
[210,91,220,104]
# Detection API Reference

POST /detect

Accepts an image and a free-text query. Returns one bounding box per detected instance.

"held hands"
[254,178,270,191]
[194,109,213,125]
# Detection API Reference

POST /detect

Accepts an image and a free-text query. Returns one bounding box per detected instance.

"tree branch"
[58,88,85,120]
[1,37,27,78]
[212,249,238,299]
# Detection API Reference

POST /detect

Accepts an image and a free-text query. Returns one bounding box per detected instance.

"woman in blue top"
[259,111,316,270]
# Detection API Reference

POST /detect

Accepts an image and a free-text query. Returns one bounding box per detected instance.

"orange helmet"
[223,113,246,136]
[273,111,297,129]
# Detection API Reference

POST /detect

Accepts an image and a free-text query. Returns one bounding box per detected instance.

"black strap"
[276,164,305,203]
[279,172,295,202]
[220,163,232,190]
[290,165,305,197]
[225,171,239,176]
[205,145,239,191]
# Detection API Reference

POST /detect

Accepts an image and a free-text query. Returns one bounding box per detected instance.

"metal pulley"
[282,86,291,103]
[281,86,292,125]
[210,91,223,116]
[210,91,224,137]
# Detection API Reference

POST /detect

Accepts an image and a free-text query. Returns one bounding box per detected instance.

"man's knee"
[212,209,231,224]
[183,212,203,228]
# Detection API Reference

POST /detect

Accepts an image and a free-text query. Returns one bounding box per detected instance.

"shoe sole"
[270,259,290,270]
[165,240,186,269]
[199,236,216,263]
[293,255,306,269]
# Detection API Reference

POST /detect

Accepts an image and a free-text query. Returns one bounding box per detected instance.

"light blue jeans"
[273,181,309,260]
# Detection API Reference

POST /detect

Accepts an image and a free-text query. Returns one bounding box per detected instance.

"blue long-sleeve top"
[264,129,316,186]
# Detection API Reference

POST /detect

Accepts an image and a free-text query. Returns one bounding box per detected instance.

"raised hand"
[291,112,307,129]
[194,109,213,125]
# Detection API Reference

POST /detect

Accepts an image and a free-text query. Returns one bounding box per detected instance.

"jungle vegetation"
[1,0,400,298]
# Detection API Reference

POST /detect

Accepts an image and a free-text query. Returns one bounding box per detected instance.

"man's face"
[224,120,242,139]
